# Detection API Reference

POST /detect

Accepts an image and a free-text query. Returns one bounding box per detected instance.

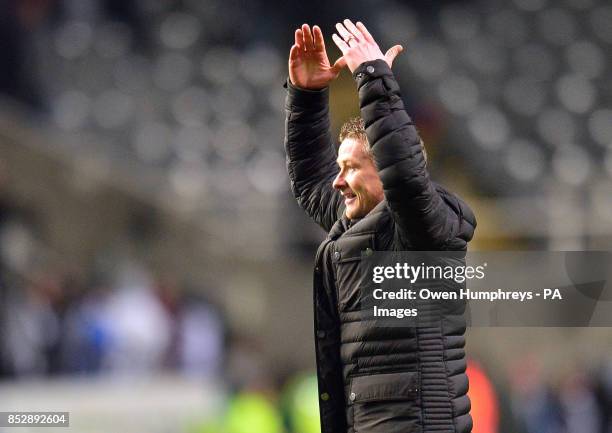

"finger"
[385,44,404,66]
[332,33,349,53]
[356,21,375,43]
[294,29,303,50]
[343,19,364,40]
[302,24,315,51]
[289,44,300,61]
[313,25,326,52]
[335,22,353,42]
[331,56,347,73]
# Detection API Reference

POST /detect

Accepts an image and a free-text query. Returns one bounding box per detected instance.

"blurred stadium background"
[1,0,611,432]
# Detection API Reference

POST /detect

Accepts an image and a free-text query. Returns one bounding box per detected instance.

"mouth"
[342,191,357,206]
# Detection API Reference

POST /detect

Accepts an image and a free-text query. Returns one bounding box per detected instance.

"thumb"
[384,45,403,67]
[331,56,347,74]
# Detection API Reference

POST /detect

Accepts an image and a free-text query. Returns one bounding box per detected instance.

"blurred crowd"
[0,185,226,379]
[0,257,226,379]
[503,357,612,433]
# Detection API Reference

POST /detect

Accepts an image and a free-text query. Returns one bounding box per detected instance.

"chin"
[346,208,362,220]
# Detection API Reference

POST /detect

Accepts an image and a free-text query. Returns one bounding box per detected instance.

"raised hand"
[289,24,347,90]
[331,19,403,73]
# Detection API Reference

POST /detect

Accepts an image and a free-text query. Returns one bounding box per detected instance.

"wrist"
[285,78,329,110]
[352,59,393,85]
[288,78,328,91]
[286,78,328,93]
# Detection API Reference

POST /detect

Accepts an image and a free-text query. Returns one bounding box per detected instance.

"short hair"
[339,117,371,156]
[338,116,427,163]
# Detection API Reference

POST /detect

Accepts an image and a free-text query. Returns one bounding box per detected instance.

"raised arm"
[284,24,346,231]
[332,20,476,249]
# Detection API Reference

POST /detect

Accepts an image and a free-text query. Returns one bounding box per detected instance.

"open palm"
[289,24,346,90]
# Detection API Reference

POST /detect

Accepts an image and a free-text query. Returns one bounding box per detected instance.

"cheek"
[350,176,365,194]
[372,178,383,198]
[365,177,383,201]
[364,175,381,194]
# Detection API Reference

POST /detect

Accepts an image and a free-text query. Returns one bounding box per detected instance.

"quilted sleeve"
[284,80,344,232]
[353,60,476,249]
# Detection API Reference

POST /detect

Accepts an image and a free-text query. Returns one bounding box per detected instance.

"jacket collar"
[328,200,387,240]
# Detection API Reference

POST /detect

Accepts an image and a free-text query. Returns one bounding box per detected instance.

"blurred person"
[0,0,56,110]
[284,20,476,433]
[559,371,601,433]
[0,270,63,377]
[508,356,565,433]
[517,384,565,433]
[593,359,612,433]
[178,291,225,379]
[152,277,226,377]
[466,360,499,433]
[282,372,321,433]
[154,276,182,370]
[186,390,284,433]
[60,272,113,374]
[100,261,172,374]
[224,392,284,433]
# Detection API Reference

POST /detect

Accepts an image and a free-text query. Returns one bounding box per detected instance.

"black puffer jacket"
[285,59,477,433]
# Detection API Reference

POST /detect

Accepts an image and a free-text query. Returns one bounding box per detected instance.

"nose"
[333,172,345,190]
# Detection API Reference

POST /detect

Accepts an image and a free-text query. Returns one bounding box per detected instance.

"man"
[284,20,477,433]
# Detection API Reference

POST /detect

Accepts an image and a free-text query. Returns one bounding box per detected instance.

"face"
[333,138,384,220]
